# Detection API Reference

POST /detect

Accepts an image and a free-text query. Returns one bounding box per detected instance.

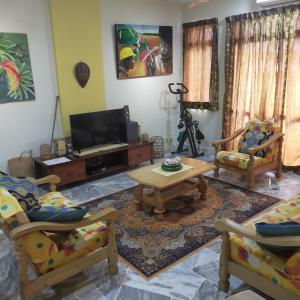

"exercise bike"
[168,83,205,158]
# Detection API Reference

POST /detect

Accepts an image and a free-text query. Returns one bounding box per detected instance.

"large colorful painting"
[0,33,35,103]
[115,24,173,79]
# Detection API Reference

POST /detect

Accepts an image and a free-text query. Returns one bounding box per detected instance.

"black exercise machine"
[168,83,205,157]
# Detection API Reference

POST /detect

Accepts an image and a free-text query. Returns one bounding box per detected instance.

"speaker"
[121,121,139,144]
[123,105,130,121]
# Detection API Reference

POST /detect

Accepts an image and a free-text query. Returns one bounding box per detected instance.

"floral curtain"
[183,18,219,111]
[223,5,300,166]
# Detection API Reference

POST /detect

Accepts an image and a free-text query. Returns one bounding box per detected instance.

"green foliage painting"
[0,33,35,103]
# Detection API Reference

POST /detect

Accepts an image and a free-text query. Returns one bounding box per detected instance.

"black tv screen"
[70,109,126,151]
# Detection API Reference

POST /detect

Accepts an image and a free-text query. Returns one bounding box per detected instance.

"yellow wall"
[50,0,105,136]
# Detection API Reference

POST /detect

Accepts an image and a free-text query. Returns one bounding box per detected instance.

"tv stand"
[34,142,154,187]
[76,143,129,156]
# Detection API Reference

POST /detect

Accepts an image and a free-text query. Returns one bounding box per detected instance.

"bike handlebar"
[168,83,189,94]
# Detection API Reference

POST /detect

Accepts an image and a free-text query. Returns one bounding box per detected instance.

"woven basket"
[8,150,35,178]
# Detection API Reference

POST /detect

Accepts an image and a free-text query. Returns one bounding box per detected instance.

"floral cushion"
[230,194,300,296]
[0,171,39,211]
[0,188,108,275]
[38,192,76,208]
[216,151,272,169]
[237,121,281,160]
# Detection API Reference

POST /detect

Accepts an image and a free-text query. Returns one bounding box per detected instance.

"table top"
[127,157,215,189]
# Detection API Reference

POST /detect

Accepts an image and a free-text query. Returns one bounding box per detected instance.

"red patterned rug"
[84,177,280,279]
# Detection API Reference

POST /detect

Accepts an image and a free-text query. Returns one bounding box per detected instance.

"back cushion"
[0,187,30,229]
[0,172,39,211]
[238,121,280,158]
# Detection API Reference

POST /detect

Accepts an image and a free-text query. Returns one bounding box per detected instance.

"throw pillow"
[238,130,273,158]
[255,222,300,253]
[27,205,89,222]
[0,171,40,211]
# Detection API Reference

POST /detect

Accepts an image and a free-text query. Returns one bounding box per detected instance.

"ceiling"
[170,0,209,5]
[170,0,194,4]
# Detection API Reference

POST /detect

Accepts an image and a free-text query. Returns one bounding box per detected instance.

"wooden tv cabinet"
[34,142,154,187]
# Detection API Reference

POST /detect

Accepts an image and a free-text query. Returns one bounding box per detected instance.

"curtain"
[223,5,300,166]
[183,18,219,111]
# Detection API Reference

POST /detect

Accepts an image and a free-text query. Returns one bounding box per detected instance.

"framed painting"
[115,24,173,79]
[0,33,35,103]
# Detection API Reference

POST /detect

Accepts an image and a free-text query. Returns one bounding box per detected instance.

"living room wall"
[0,0,59,172]
[100,0,182,142]
[0,0,265,173]
[50,0,106,136]
[181,0,260,150]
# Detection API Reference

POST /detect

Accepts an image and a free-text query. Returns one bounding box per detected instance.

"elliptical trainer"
[168,83,205,157]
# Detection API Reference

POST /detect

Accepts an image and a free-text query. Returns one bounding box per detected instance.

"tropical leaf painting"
[0,33,35,103]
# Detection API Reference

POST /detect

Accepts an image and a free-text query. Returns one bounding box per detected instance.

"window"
[182,18,219,110]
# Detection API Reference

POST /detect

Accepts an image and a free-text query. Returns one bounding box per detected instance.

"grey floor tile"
[206,239,222,254]
[173,248,219,271]
[124,268,205,300]
[192,280,225,300]
[193,260,219,286]
[116,285,171,300]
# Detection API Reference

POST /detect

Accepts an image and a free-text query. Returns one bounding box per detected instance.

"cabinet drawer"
[128,145,152,166]
[51,160,86,185]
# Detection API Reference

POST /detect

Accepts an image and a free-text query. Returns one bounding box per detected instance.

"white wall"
[100,0,182,146]
[181,0,260,149]
[0,0,266,173]
[0,0,59,172]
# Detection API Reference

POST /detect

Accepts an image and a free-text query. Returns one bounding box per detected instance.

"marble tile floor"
[2,154,300,300]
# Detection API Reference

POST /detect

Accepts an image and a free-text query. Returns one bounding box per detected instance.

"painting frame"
[0,32,35,103]
[115,24,173,79]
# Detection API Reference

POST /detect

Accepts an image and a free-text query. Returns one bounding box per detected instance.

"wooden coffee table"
[127,157,215,220]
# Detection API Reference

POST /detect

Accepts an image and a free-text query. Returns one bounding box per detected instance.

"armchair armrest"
[33,175,61,191]
[212,129,245,150]
[215,218,300,247]
[247,133,284,155]
[10,207,118,240]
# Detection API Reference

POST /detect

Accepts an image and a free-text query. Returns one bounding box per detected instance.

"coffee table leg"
[133,184,143,210]
[198,175,208,200]
[153,189,166,220]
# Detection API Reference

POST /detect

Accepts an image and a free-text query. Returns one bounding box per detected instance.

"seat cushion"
[27,219,108,274]
[50,221,108,266]
[230,194,300,296]
[216,151,272,169]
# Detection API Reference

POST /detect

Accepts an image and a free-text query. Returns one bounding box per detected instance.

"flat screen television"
[70,109,126,152]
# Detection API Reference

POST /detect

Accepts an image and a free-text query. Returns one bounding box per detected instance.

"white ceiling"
[170,0,194,4]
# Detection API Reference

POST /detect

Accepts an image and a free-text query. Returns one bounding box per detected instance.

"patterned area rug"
[84,177,280,279]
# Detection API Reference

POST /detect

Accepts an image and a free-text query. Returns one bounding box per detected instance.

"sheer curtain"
[183,18,219,111]
[223,5,300,166]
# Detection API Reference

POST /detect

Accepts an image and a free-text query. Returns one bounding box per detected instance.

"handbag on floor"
[8,150,35,178]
